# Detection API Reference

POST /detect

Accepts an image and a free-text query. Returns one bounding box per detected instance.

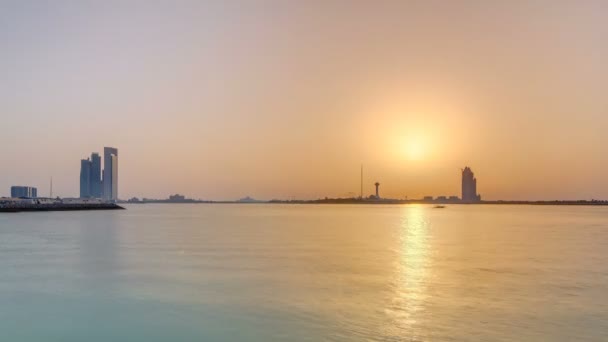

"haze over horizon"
[2,1,608,201]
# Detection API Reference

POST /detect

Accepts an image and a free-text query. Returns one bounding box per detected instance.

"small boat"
[434,205,446,209]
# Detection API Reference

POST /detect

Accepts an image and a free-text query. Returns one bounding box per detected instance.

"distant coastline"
[120,198,608,206]
[269,198,608,206]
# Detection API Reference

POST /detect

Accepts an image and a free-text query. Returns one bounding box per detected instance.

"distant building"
[423,196,434,202]
[103,147,118,201]
[80,159,92,198]
[449,196,460,201]
[462,167,481,203]
[11,186,37,198]
[238,196,262,203]
[169,194,186,201]
[90,153,102,198]
[374,182,380,199]
[437,196,448,201]
[79,152,103,199]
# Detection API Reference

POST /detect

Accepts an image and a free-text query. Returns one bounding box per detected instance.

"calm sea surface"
[1,204,607,341]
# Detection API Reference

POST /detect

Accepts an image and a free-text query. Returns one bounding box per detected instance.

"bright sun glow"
[403,137,427,161]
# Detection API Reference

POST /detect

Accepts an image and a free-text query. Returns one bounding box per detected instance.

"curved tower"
[461,167,481,203]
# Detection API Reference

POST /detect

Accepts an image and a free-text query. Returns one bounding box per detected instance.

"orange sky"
[1,1,608,200]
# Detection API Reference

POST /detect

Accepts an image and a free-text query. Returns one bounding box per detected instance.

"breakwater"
[0,199,124,212]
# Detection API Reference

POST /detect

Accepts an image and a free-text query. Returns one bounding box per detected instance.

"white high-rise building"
[103,147,118,201]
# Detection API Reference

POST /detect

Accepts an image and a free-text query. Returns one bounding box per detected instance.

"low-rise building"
[11,186,37,198]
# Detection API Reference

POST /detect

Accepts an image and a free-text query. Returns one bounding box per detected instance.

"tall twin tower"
[80,147,118,201]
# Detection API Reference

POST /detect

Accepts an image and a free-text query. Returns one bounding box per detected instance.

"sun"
[402,137,427,161]
[407,141,424,160]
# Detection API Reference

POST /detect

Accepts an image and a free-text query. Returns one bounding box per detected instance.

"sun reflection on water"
[386,205,432,338]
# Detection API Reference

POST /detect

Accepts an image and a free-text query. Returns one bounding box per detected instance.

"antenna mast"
[50,177,53,198]
[360,164,363,199]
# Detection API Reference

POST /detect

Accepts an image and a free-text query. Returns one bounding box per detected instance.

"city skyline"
[1,146,606,201]
[2,1,608,200]
[10,156,605,204]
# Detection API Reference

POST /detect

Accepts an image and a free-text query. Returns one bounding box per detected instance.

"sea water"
[1,204,607,341]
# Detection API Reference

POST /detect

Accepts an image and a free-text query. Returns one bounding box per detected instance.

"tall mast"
[50,177,53,198]
[360,164,363,199]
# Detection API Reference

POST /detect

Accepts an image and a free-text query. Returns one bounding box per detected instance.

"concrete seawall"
[0,202,125,213]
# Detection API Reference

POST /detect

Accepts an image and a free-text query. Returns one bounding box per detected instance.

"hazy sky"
[2,0,608,200]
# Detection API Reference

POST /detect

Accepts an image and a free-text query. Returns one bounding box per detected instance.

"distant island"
[122,194,263,204]
[123,194,213,204]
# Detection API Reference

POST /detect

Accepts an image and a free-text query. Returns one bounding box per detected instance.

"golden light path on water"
[386,205,432,339]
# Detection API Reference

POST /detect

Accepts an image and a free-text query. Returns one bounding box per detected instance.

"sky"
[1,0,608,201]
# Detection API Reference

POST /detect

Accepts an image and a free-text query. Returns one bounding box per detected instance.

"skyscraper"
[461,167,481,203]
[103,147,118,201]
[90,153,102,198]
[80,158,92,198]
[80,153,103,199]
